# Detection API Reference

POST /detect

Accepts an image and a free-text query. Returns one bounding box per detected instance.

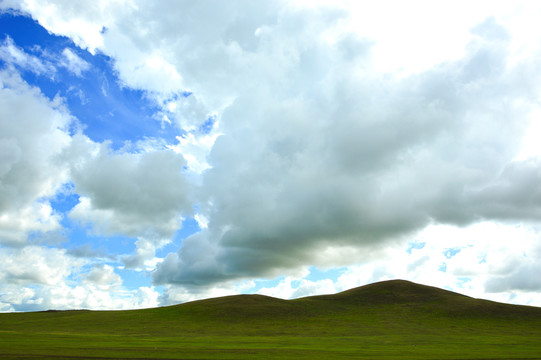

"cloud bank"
[2,1,541,309]
[152,10,541,287]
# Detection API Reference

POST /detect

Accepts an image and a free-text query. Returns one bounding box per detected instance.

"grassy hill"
[1,279,541,359]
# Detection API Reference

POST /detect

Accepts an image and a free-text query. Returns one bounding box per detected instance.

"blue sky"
[0,12,186,294]
[0,13,175,148]
[2,1,541,311]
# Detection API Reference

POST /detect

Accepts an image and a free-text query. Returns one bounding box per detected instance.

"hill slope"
[2,279,541,359]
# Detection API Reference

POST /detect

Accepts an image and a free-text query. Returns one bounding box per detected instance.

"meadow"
[1,280,541,359]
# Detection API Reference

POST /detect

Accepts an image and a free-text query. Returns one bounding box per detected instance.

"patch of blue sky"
[457,277,472,288]
[7,284,45,312]
[248,276,287,293]
[304,265,347,283]
[478,254,487,264]
[198,114,216,134]
[66,240,111,260]
[65,264,87,285]
[247,266,347,294]
[63,226,101,252]
[50,185,80,216]
[0,13,60,49]
[116,267,154,291]
[438,262,447,272]
[290,278,301,288]
[156,217,201,257]
[63,225,136,263]
[25,229,65,247]
[163,90,192,102]
[44,186,133,259]
[1,13,180,150]
[443,247,461,259]
[406,241,426,254]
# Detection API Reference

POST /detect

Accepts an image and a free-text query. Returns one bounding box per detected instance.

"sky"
[1,1,541,312]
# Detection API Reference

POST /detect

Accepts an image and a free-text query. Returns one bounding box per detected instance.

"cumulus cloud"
[65,137,193,267]
[0,70,72,245]
[485,264,541,293]
[1,0,111,54]
[68,142,192,240]
[153,11,541,287]
[60,48,90,76]
[82,264,122,290]
[0,26,193,272]
[469,159,541,221]
[0,37,90,78]
[0,247,159,311]
[168,132,221,174]
[367,222,541,304]
[4,1,541,307]
[0,246,80,285]
[158,282,240,305]
[0,36,56,76]
[0,282,160,312]
[244,222,540,305]
[257,277,336,299]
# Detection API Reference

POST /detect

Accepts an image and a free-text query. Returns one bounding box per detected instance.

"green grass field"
[2,280,541,359]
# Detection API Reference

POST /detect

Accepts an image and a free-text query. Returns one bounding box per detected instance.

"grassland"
[2,280,541,359]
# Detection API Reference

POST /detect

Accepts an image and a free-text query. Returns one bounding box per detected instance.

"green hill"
[1,279,541,359]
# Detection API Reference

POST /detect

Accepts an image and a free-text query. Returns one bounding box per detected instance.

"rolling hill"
[1,279,541,359]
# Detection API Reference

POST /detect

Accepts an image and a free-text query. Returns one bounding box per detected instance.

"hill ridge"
[166,279,465,308]
[33,278,541,314]
[153,278,541,323]
[169,279,486,309]
[3,279,541,359]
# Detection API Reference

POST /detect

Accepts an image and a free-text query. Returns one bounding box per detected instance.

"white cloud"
[66,139,193,267]
[0,30,193,270]
[257,277,336,299]
[132,286,160,309]
[2,0,113,54]
[0,286,35,312]
[516,109,541,160]
[0,36,55,76]
[158,282,239,306]
[60,48,90,76]
[0,245,160,311]
[0,202,62,246]
[0,37,91,78]
[346,1,541,74]
[67,140,192,238]
[0,246,81,286]
[244,220,541,306]
[0,70,72,245]
[0,282,161,311]
[331,222,541,306]
[82,264,122,290]
[168,132,221,174]
[121,238,165,270]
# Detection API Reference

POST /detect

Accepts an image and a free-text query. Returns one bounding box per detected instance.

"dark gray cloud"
[67,243,111,259]
[485,264,541,293]
[154,16,541,287]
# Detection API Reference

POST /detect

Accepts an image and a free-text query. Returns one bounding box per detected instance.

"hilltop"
[1,279,541,359]
[150,279,541,330]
